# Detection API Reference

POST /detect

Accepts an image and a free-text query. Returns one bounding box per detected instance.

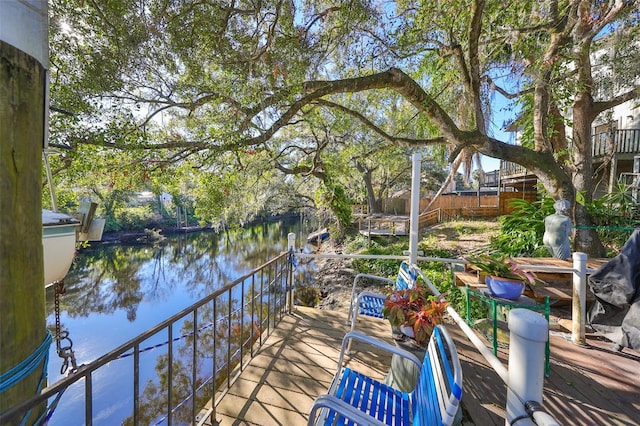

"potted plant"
[466,254,538,300]
[382,285,448,345]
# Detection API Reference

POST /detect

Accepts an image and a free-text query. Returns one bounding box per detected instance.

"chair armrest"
[336,331,422,371]
[307,394,389,426]
[353,273,394,289]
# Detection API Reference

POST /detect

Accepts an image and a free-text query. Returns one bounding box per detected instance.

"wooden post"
[0,40,47,417]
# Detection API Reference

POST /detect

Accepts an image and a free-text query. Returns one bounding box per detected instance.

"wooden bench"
[308,325,463,426]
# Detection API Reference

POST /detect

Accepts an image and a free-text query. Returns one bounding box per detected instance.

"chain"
[54,280,78,375]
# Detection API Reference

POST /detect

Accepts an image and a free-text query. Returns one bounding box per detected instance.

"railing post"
[287,232,296,314]
[409,152,421,265]
[572,252,588,345]
[505,309,550,426]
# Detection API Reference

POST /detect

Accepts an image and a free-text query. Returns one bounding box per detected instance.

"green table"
[465,285,551,377]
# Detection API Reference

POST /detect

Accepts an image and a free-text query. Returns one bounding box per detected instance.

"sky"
[482,77,520,173]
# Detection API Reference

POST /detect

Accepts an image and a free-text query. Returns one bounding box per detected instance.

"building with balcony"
[499,98,640,200]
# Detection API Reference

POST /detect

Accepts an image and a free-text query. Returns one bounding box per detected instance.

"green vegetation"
[343,203,636,318]
[491,193,636,258]
[346,234,464,313]
[295,285,320,307]
[585,183,638,255]
[490,197,554,257]
[41,1,639,256]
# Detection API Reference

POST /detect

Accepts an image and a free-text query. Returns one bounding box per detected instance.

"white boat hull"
[42,210,80,286]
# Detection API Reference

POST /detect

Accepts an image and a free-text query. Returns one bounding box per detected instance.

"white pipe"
[447,303,560,425]
[294,253,467,263]
[288,232,296,251]
[414,267,559,426]
[291,251,562,425]
[411,268,510,381]
[409,153,421,265]
[445,304,508,382]
[572,252,588,345]
[43,150,57,211]
[506,309,547,426]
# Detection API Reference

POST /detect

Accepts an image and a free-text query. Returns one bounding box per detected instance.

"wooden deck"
[356,214,410,238]
[449,324,640,425]
[211,306,640,425]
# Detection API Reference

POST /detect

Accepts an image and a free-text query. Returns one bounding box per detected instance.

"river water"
[43,218,315,425]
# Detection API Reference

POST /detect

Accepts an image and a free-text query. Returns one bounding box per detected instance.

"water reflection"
[44,218,315,425]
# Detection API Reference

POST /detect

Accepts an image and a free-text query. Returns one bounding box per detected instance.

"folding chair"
[347,261,418,332]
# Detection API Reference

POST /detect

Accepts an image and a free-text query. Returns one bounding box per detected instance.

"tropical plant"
[466,254,537,285]
[490,196,554,257]
[382,286,448,345]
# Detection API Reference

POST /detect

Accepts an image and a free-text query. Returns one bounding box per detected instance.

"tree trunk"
[572,98,606,257]
[569,29,606,258]
[361,168,380,214]
[422,153,464,213]
[0,41,47,418]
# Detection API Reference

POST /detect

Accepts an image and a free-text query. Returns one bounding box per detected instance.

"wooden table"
[455,257,609,304]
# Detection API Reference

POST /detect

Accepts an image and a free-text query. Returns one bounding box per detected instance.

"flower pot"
[486,275,525,300]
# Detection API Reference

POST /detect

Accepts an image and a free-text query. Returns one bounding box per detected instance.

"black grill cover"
[587,229,640,350]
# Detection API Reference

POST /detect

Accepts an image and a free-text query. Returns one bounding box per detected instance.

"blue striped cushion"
[358,295,385,318]
[325,367,411,426]
[357,262,417,319]
[396,262,417,291]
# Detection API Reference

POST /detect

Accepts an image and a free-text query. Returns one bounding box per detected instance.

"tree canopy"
[47,0,640,255]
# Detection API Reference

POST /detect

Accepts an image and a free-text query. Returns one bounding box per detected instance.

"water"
[43,218,315,425]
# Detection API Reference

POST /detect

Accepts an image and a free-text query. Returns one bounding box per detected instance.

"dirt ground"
[312,219,500,313]
[310,219,584,338]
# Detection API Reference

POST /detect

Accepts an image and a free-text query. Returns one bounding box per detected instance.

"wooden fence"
[354,191,537,229]
[412,191,536,218]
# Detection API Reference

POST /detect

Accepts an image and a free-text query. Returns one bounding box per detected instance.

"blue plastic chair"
[308,325,464,426]
[347,261,418,332]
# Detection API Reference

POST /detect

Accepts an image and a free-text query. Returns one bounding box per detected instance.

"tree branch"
[592,86,640,117]
[314,99,446,147]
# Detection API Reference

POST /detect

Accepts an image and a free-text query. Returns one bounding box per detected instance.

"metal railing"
[4,246,577,426]
[0,252,294,426]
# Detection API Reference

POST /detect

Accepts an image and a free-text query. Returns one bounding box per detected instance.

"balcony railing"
[500,129,640,178]
[0,252,294,426]
[593,128,640,157]
[500,161,528,177]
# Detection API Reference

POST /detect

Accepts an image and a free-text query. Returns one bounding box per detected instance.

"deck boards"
[447,324,640,425]
[211,306,640,425]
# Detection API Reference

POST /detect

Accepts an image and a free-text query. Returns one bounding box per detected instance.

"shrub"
[295,285,320,307]
[491,197,553,256]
